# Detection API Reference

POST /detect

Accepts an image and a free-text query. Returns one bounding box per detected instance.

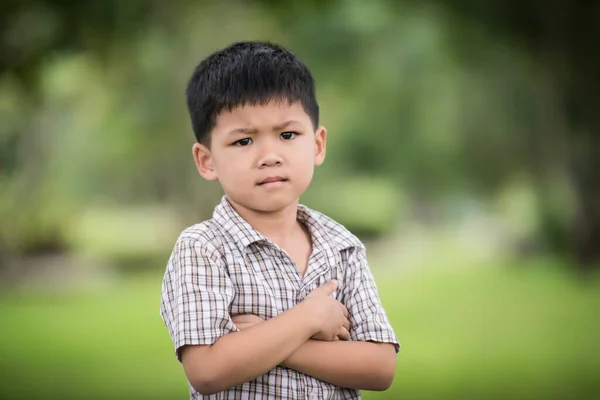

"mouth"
[257,176,288,186]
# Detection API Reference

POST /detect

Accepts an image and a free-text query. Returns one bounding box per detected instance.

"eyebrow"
[273,120,302,131]
[227,120,302,136]
[227,127,258,136]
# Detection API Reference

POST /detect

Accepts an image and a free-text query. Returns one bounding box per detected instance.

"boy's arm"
[234,317,396,391]
[281,340,396,391]
[341,247,400,351]
[291,247,399,390]
[183,281,349,395]
[161,240,349,396]
[234,246,399,391]
[182,299,318,395]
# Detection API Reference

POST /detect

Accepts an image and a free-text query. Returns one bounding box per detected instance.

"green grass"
[374,261,600,400]
[1,260,599,400]
[0,272,187,400]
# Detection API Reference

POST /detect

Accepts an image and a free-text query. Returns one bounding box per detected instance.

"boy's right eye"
[233,138,252,146]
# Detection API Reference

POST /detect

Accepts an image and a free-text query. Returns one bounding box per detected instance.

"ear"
[192,143,218,181]
[314,126,327,166]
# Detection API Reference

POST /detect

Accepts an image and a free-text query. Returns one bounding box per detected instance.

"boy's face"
[193,101,326,213]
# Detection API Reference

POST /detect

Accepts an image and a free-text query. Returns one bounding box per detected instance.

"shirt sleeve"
[160,239,237,361]
[342,246,400,353]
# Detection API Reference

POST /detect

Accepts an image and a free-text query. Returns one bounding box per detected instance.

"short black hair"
[186,41,319,146]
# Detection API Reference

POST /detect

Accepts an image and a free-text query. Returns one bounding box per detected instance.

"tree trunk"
[540,1,600,269]
[569,110,600,269]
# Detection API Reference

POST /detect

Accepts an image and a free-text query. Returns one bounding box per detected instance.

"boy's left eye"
[280,132,297,140]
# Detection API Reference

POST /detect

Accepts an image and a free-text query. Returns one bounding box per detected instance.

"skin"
[182,100,396,395]
[233,314,396,392]
[193,100,325,264]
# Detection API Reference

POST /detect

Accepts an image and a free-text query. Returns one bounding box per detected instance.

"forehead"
[213,101,312,132]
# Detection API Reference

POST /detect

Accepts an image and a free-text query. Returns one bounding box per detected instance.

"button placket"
[298,286,307,302]
[301,251,327,291]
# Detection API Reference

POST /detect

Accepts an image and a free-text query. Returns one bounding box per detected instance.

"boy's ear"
[314,126,327,167]
[192,143,218,181]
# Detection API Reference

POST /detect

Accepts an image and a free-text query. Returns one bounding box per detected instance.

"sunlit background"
[1,1,599,399]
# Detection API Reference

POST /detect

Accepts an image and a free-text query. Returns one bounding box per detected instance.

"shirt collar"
[213,196,267,251]
[296,203,335,255]
[212,196,340,255]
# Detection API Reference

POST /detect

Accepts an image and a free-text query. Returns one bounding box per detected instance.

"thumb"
[317,279,338,295]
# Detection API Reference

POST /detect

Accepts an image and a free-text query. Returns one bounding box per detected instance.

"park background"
[1,1,599,399]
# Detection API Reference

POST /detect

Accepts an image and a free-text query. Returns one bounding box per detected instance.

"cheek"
[292,140,315,160]
[216,157,251,186]
[292,152,316,181]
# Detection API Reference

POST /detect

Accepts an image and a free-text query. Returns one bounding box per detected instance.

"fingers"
[231,314,264,324]
[339,307,350,340]
[343,317,350,331]
[231,315,251,324]
[337,326,350,341]
[315,279,338,295]
[232,314,266,332]
[341,305,349,331]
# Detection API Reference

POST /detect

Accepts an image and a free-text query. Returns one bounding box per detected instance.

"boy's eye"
[281,132,297,140]
[233,138,252,146]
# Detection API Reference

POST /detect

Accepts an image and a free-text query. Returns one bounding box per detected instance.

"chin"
[229,192,299,214]
[255,197,297,213]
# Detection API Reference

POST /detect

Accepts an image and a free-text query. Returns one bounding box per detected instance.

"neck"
[227,198,300,245]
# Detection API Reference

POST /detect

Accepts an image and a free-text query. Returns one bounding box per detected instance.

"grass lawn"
[1,259,599,399]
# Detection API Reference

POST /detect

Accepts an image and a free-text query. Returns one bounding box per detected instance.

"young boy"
[160,41,399,399]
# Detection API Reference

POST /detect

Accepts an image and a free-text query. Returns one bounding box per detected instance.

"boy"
[160,41,399,399]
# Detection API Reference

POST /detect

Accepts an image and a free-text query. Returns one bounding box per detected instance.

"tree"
[434,0,600,267]
[1,0,598,269]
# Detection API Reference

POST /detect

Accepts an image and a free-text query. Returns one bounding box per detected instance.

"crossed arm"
[233,314,396,391]
[171,242,397,395]
[181,305,396,396]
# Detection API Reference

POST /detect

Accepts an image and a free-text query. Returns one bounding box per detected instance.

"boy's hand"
[303,280,350,341]
[232,314,264,331]
[232,281,351,341]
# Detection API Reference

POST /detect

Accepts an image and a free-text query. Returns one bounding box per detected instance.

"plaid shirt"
[160,196,399,400]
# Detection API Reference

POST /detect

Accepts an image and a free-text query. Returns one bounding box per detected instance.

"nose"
[257,141,283,168]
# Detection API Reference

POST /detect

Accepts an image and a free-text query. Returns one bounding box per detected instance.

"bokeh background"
[1,1,599,399]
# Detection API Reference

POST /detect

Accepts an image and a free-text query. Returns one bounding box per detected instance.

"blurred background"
[1,0,599,399]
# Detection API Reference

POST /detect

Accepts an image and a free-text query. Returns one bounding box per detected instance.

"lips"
[258,176,287,185]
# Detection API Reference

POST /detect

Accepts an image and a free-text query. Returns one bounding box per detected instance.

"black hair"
[186,41,319,146]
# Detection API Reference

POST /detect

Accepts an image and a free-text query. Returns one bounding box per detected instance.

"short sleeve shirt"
[160,196,399,400]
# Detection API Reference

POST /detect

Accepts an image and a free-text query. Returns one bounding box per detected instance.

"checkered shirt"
[160,196,399,400]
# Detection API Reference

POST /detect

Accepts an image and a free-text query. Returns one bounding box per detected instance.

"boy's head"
[186,41,319,147]
[187,41,327,214]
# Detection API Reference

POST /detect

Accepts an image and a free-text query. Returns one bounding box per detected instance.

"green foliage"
[303,176,404,238]
[66,205,182,264]
[0,0,597,264]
